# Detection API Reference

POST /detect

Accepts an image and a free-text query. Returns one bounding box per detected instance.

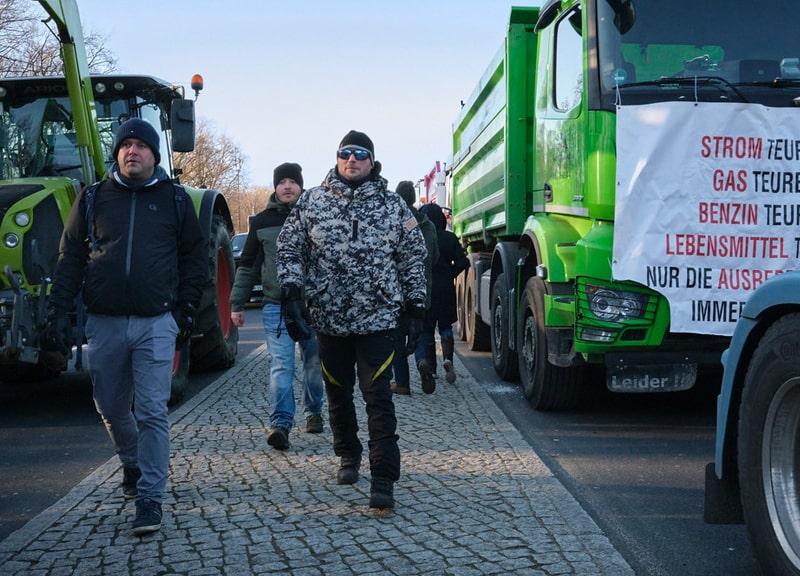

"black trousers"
[317,330,400,481]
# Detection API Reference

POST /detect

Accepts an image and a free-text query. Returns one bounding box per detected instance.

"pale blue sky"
[76,1,541,189]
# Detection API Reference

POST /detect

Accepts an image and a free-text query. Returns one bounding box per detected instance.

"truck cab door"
[535,4,587,217]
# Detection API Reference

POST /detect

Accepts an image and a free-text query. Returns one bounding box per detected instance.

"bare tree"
[0,0,117,77]
[226,185,271,233]
[174,118,253,231]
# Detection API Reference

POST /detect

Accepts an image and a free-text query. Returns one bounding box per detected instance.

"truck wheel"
[190,215,238,371]
[491,273,518,381]
[738,314,800,576]
[517,276,582,410]
[456,273,467,341]
[169,340,190,405]
[465,265,490,351]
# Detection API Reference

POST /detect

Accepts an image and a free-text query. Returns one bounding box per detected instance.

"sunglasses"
[337,147,371,161]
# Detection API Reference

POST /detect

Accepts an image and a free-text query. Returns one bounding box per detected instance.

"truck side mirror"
[170,98,195,152]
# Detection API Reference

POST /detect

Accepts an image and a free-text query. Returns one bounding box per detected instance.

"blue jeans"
[262,303,324,429]
[86,313,177,503]
[414,322,453,364]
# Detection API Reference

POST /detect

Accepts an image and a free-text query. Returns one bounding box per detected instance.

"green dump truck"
[452,1,800,409]
[0,1,237,398]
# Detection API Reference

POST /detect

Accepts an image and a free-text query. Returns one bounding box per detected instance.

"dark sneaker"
[267,427,290,450]
[443,359,457,384]
[132,498,162,536]
[390,382,411,396]
[305,414,324,434]
[417,359,436,394]
[122,466,141,499]
[369,477,395,509]
[337,455,361,485]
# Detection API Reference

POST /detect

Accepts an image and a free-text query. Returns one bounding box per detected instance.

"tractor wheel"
[190,215,238,372]
[517,276,582,410]
[738,314,800,576]
[169,340,191,405]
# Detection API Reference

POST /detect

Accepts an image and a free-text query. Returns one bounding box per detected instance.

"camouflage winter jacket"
[277,169,427,336]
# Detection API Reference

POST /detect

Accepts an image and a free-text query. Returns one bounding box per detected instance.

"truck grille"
[22,195,63,284]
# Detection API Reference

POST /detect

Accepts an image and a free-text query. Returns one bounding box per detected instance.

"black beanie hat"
[113,118,161,164]
[273,162,303,188]
[339,130,374,162]
[396,180,416,207]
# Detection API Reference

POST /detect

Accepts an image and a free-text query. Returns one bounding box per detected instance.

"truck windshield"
[596,0,800,109]
[0,95,128,182]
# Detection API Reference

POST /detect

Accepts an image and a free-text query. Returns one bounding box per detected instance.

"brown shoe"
[390,382,411,395]
[305,414,324,433]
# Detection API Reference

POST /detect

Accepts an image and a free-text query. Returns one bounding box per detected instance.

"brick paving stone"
[0,346,634,575]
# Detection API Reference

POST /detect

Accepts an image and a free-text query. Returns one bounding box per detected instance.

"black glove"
[42,308,72,355]
[172,303,196,348]
[281,284,312,341]
[403,300,426,356]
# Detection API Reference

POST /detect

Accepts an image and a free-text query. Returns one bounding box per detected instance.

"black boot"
[337,455,361,485]
[369,476,395,509]
[441,336,456,384]
[122,466,141,499]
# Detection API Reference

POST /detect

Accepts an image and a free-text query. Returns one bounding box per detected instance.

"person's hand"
[403,300,426,355]
[281,285,312,341]
[41,308,72,355]
[172,303,196,347]
[231,311,246,327]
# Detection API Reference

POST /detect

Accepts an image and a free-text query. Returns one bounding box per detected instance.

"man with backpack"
[46,118,207,536]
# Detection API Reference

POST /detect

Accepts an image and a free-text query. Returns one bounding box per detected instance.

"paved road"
[0,305,265,541]
[456,345,756,576]
[0,339,632,575]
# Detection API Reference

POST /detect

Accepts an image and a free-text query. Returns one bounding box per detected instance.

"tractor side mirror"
[170,98,195,152]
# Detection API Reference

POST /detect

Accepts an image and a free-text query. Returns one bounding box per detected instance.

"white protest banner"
[613,102,800,335]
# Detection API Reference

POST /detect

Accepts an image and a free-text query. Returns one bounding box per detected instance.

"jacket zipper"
[125,192,136,277]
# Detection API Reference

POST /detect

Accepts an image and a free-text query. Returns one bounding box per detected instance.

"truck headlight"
[14,212,29,227]
[4,233,19,248]
[586,284,648,322]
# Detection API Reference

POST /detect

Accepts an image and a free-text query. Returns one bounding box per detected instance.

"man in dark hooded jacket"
[47,118,207,536]
[390,181,438,395]
[416,203,470,392]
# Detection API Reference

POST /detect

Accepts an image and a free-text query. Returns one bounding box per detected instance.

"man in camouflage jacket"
[277,130,427,510]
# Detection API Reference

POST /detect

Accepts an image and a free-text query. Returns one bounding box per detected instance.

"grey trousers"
[86,313,177,503]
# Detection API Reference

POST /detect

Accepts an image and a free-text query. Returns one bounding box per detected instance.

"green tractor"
[0,1,237,399]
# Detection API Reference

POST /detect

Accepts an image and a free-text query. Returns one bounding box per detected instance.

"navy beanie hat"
[273,162,303,188]
[113,118,161,164]
[396,180,416,207]
[339,130,374,162]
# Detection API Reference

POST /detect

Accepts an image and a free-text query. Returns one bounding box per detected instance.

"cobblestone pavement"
[0,346,634,576]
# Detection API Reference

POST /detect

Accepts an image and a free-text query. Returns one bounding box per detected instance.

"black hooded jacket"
[50,165,207,316]
[419,203,470,325]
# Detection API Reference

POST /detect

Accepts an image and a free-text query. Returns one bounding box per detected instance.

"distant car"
[232,233,247,266]
[231,232,262,302]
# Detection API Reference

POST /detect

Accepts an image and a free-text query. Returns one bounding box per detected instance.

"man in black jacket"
[47,118,207,536]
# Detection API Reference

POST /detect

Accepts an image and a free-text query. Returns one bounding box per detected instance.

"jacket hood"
[419,202,446,230]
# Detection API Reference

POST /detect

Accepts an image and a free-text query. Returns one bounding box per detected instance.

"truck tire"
[491,273,518,381]
[517,276,582,410]
[455,273,467,341]
[169,340,190,405]
[738,314,800,576]
[465,265,490,351]
[190,215,238,372]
